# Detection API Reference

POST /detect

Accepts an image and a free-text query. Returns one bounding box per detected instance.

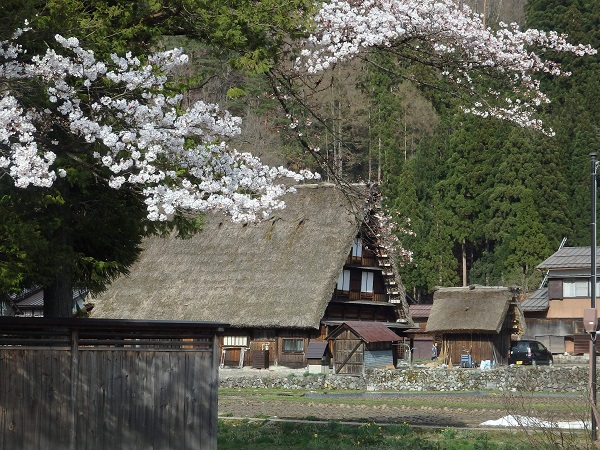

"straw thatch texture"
[426,286,519,334]
[92,184,368,329]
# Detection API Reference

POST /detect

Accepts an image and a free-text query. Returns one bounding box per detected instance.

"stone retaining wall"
[219,366,591,393]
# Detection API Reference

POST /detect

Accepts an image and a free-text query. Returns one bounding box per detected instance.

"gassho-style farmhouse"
[92,183,416,371]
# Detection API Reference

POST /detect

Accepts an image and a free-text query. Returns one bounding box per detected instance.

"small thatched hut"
[425,286,524,366]
[93,183,413,368]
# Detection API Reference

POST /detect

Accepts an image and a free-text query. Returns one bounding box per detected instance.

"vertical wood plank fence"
[0,318,225,450]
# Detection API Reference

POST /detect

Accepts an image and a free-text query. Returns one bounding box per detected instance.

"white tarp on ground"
[481,415,588,429]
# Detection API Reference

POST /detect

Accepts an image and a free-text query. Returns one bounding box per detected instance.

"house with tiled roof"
[526,247,600,355]
[2,287,91,317]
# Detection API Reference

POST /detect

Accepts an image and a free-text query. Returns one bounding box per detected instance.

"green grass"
[218,420,534,449]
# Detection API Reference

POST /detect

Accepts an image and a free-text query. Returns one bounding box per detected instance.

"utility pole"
[590,152,598,441]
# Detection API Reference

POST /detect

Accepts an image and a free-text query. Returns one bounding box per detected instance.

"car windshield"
[512,342,530,352]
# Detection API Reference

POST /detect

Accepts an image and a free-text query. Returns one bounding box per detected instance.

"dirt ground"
[218,393,588,428]
[218,369,587,428]
[219,394,495,427]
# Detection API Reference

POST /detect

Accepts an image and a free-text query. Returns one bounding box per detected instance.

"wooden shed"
[328,321,401,375]
[305,341,332,374]
[425,286,525,366]
[407,304,434,360]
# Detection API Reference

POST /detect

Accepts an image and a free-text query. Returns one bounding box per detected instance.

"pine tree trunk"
[43,270,73,318]
[462,239,468,287]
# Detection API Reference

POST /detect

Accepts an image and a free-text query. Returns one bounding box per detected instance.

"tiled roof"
[409,304,433,318]
[332,321,402,343]
[305,341,329,359]
[14,289,44,308]
[537,247,600,269]
[10,287,88,309]
[521,288,549,312]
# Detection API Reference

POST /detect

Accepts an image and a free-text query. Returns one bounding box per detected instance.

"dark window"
[254,330,276,340]
[513,342,529,352]
[283,339,304,353]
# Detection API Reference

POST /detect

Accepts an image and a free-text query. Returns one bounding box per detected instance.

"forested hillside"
[383,0,600,301]
[195,0,599,302]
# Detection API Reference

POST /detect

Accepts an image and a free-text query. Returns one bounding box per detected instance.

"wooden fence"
[0,317,225,450]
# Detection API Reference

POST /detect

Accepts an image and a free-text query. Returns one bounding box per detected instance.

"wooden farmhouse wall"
[0,318,223,450]
[441,332,509,366]
[220,329,320,369]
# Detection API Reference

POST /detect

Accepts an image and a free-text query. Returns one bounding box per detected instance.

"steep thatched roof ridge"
[92,183,372,329]
[425,286,518,334]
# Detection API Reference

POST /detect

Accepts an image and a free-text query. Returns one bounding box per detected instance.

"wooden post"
[209,331,222,450]
[70,329,79,450]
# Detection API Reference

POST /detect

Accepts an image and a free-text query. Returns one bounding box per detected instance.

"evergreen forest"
[379,0,600,301]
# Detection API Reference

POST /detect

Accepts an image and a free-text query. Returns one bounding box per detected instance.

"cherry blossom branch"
[296,0,597,135]
[0,28,319,222]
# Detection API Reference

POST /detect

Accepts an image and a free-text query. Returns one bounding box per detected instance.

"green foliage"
[226,87,247,99]
[3,0,600,310]
[0,192,48,293]
[441,427,459,440]
[217,420,533,449]
[161,0,316,73]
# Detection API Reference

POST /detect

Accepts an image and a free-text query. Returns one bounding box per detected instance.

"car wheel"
[532,360,537,367]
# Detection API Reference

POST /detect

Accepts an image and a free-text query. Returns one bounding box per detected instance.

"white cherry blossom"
[0,30,319,222]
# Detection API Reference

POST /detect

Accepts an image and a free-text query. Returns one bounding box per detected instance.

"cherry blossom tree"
[2,1,596,317]
[0,27,318,223]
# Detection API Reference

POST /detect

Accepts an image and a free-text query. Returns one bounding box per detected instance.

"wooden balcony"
[345,255,379,267]
[333,290,387,302]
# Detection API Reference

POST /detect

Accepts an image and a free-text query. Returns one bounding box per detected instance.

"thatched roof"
[92,183,389,329]
[425,286,521,334]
